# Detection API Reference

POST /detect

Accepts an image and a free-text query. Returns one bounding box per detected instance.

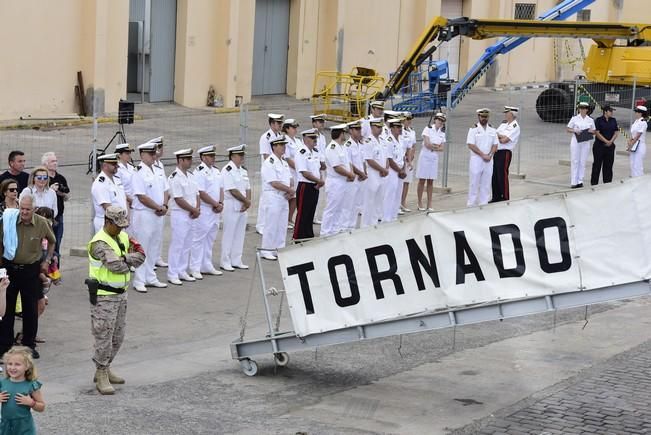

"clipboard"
[574,129,594,142]
[630,139,640,152]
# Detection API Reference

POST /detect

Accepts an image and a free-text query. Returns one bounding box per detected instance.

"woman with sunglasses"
[19,167,58,218]
[0,178,19,217]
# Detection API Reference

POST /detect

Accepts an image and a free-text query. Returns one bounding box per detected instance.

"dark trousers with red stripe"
[293,181,320,240]
[491,149,512,202]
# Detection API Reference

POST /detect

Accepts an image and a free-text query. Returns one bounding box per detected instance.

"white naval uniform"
[321,140,351,237]
[402,127,417,183]
[361,116,372,139]
[131,163,169,287]
[153,159,168,262]
[167,168,199,281]
[342,138,365,230]
[630,118,647,177]
[284,135,301,189]
[567,114,596,186]
[221,161,251,268]
[190,162,223,274]
[117,161,136,200]
[256,128,281,234]
[361,134,387,227]
[91,171,127,232]
[260,155,291,256]
[314,131,327,221]
[417,125,444,180]
[467,123,499,207]
[383,134,405,222]
[496,119,521,152]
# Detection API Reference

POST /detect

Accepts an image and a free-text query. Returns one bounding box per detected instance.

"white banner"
[279,176,651,337]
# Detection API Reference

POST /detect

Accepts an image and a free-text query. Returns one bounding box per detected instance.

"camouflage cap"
[105,206,129,228]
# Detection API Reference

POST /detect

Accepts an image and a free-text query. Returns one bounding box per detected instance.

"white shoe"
[287,222,294,230]
[179,273,196,282]
[233,264,249,270]
[417,207,426,211]
[190,271,203,280]
[168,278,183,286]
[146,281,168,288]
[262,254,278,261]
[220,265,235,272]
[201,267,223,276]
[313,219,322,225]
[155,260,168,268]
[401,205,412,212]
[134,284,147,293]
[398,210,405,215]
[427,208,434,212]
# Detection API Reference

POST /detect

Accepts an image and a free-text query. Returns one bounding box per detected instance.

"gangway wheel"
[240,358,259,377]
[274,352,290,367]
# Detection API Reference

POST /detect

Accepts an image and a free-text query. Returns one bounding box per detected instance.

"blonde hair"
[28,166,49,187]
[3,346,38,381]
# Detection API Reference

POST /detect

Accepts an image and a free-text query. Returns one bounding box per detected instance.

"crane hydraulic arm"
[380,17,651,101]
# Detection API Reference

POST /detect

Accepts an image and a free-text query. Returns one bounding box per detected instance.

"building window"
[514,3,536,20]
[577,10,591,22]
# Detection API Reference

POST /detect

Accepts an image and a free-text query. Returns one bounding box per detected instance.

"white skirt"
[416,150,439,180]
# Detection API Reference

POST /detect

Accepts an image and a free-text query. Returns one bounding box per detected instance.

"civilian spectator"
[19,167,58,219]
[42,152,70,257]
[0,179,19,217]
[0,151,29,193]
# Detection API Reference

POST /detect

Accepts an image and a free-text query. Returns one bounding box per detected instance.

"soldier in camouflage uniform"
[88,206,145,395]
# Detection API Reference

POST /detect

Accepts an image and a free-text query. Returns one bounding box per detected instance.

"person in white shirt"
[321,124,354,237]
[628,105,648,177]
[89,154,125,232]
[150,136,169,268]
[342,119,367,230]
[220,145,252,271]
[293,129,324,240]
[566,102,596,188]
[189,145,224,279]
[166,149,200,286]
[467,108,499,207]
[115,143,136,206]
[361,118,389,227]
[260,137,294,261]
[491,106,521,202]
[400,112,417,213]
[383,118,407,222]
[310,114,328,225]
[417,113,446,211]
[361,101,385,139]
[256,113,284,235]
[130,142,169,292]
[282,119,301,229]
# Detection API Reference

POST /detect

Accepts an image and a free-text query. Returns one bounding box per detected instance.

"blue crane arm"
[450,0,596,108]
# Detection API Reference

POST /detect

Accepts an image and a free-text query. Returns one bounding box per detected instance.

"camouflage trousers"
[90,293,127,369]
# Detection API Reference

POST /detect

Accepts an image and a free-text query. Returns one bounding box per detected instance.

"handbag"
[574,129,594,142]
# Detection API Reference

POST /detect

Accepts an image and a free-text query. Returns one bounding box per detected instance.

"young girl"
[0,346,45,434]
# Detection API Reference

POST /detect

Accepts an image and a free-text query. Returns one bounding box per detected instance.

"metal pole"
[441,90,452,188]
[91,92,98,238]
[239,101,246,145]
[140,20,145,104]
[516,86,524,176]
[256,251,280,355]
[630,76,637,128]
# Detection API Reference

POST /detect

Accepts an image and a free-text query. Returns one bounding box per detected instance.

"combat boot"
[94,368,115,395]
[93,368,125,384]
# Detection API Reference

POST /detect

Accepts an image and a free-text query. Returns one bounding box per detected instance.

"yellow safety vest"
[87,229,130,295]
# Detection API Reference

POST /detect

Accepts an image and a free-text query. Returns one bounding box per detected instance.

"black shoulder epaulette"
[226,165,232,171]
[269,157,275,163]
[170,171,177,178]
[365,138,371,143]
[266,132,271,139]
[513,122,518,128]
[136,165,142,171]
[299,148,306,154]
[329,143,336,149]
[98,176,105,182]
[345,140,352,147]
[387,136,393,142]
[198,164,205,171]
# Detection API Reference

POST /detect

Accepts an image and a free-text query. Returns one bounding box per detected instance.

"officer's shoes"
[179,273,196,282]
[155,260,169,267]
[190,271,203,280]
[202,267,223,276]
[262,254,278,261]
[220,265,235,272]
[232,264,250,270]
[168,277,183,286]
[146,281,168,288]
[134,284,148,293]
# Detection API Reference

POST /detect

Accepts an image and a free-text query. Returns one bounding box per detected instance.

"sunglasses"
[6,188,17,193]
[35,175,49,180]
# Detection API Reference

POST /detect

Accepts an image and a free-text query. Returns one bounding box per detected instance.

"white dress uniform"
[321,140,351,237]
[117,161,136,200]
[167,164,199,282]
[260,154,291,257]
[629,117,647,177]
[567,113,596,186]
[189,159,223,275]
[256,126,282,234]
[91,171,127,233]
[342,137,365,230]
[467,123,499,207]
[361,134,387,227]
[221,158,251,269]
[383,134,405,222]
[496,119,521,152]
[417,125,445,180]
[402,127,417,183]
[284,135,301,187]
[153,157,168,263]
[131,161,169,287]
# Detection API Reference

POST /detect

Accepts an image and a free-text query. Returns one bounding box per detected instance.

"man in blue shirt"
[591,105,619,185]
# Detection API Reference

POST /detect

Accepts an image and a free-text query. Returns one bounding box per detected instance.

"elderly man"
[91,153,128,233]
[0,193,55,359]
[87,206,145,394]
[491,106,521,202]
[43,151,70,257]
